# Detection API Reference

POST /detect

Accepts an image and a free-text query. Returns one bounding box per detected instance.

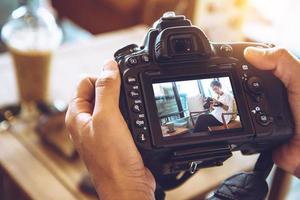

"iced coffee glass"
[1,0,62,120]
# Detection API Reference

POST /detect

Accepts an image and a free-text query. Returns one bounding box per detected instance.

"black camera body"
[114,13,293,176]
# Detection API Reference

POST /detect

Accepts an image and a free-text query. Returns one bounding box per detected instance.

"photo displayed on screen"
[152,77,242,137]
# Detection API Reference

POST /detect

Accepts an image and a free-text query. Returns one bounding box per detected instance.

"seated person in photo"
[194,80,234,132]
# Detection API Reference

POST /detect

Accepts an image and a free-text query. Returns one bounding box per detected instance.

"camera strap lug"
[189,161,202,174]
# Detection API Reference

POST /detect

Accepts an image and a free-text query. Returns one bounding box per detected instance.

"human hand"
[244,47,300,178]
[65,60,155,199]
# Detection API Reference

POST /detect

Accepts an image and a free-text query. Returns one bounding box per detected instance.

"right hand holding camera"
[245,47,300,178]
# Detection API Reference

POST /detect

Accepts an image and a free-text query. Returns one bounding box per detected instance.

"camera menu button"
[126,76,137,85]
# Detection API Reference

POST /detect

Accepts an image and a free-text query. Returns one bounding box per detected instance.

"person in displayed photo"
[193,80,234,132]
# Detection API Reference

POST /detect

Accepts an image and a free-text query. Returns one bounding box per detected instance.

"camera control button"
[127,57,138,66]
[129,90,140,99]
[219,44,233,57]
[138,114,145,118]
[242,64,249,71]
[134,99,142,104]
[132,85,139,90]
[135,119,145,128]
[256,113,272,126]
[246,76,264,95]
[132,104,142,113]
[137,133,146,143]
[126,76,137,84]
[141,54,150,63]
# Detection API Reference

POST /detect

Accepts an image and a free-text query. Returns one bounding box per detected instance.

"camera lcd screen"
[152,77,242,138]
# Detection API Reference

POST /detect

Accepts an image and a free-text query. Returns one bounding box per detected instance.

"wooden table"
[0,25,259,200]
[161,126,189,137]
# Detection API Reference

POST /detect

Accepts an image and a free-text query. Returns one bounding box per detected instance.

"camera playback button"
[132,104,143,113]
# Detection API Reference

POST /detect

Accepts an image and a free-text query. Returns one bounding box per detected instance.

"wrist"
[91,170,155,200]
[95,177,155,200]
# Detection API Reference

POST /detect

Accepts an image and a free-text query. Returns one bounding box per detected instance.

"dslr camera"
[114,12,293,177]
[203,97,223,109]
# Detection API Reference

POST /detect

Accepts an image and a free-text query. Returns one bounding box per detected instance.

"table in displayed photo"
[161,126,189,137]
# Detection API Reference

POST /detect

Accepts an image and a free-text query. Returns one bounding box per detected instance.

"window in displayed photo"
[152,76,242,137]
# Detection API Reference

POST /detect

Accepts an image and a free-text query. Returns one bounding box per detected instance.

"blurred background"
[1,0,299,55]
[0,0,299,200]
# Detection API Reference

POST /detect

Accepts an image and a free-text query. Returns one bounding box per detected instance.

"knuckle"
[275,48,289,58]
[96,75,115,88]
[65,111,74,131]
[65,103,78,132]
[96,72,120,89]
[65,108,71,127]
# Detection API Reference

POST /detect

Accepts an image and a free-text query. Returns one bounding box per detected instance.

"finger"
[94,60,121,114]
[244,47,300,92]
[66,77,97,140]
[273,138,300,177]
[244,47,300,128]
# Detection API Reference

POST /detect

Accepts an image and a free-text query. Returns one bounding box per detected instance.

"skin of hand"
[65,60,155,200]
[244,47,300,178]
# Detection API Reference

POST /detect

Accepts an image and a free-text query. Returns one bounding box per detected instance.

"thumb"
[94,60,121,114]
[244,47,300,92]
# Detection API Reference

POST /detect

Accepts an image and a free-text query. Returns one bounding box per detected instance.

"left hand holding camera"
[65,60,155,200]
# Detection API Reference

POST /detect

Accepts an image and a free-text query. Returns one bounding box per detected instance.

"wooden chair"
[189,110,208,127]
[208,113,241,132]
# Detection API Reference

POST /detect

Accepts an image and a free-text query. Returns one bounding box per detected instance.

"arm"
[65,61,155,199]
[213,98,229,111]
[244,47,300,178]
[220,104,229,111]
